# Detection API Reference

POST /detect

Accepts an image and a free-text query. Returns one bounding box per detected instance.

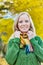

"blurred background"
[0,0,43,64]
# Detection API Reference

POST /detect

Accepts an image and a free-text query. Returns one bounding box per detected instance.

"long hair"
[9,12,36,41]
[13,12,36,34]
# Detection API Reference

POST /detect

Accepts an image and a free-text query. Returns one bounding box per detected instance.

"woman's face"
[18,14,31,33]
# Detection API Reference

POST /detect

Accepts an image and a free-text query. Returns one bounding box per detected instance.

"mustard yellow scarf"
[20,33,33,53]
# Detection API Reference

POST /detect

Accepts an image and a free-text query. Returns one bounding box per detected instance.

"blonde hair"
[13,12,36,34]
[8,12,36,41]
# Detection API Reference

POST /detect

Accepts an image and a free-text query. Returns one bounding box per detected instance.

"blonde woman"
[5,12,43,65]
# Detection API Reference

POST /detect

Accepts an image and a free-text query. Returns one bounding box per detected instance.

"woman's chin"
[20,30,28,33]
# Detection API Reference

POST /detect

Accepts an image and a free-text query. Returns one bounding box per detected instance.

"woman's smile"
[18,14,30,33]
[20,25,29,29]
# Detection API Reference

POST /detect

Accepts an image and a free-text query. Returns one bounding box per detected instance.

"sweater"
[5,36,43,65]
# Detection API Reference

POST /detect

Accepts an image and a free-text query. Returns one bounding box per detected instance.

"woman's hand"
[27,31,36,40]
[14,31,21,38]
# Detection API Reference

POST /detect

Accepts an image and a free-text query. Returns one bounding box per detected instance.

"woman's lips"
[20,25,28,28]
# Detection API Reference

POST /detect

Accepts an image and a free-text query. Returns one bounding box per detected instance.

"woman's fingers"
[27,31,36,40]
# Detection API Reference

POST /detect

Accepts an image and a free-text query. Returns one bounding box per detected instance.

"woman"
[4,12,43,65]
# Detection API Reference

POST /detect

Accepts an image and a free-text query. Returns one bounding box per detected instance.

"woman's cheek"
[18,23,22,28]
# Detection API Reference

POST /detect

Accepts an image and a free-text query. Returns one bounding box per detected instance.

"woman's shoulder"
[34,36,42,40]
[30,35,42,44]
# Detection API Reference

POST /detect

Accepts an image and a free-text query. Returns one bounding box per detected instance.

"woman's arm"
[5,38,20,65]
[30,36,43,62]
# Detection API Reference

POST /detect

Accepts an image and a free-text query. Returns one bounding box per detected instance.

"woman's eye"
[25,20,29,22]
[19,21,23,23]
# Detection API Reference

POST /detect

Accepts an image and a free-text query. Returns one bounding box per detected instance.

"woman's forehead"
[18,14,30,21]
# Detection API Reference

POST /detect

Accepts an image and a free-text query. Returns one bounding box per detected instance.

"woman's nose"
[22,22,26,25]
